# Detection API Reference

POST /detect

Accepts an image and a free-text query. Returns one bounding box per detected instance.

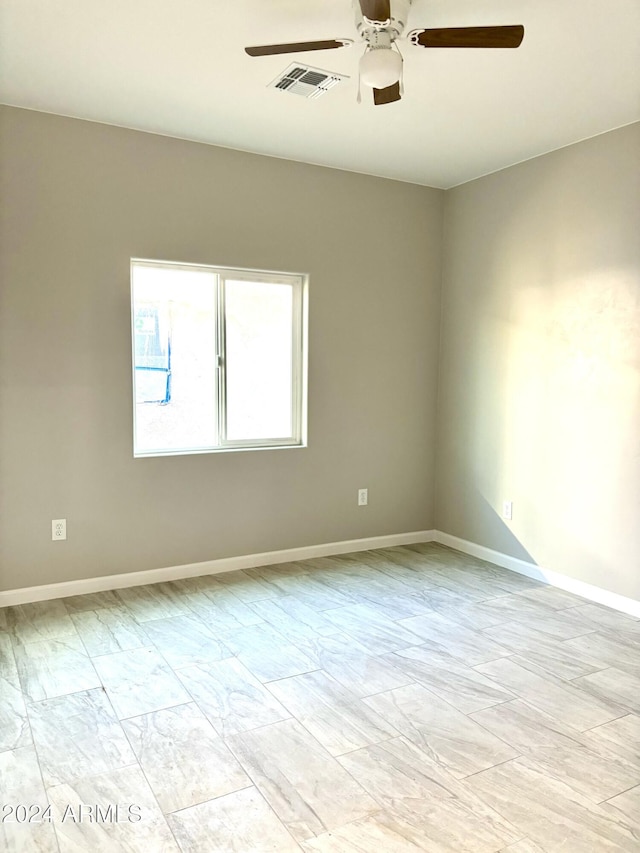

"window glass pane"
[132,265,216,453]
[224,280,294,441]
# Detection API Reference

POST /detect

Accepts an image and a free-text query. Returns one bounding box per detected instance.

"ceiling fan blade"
[373,82,401,106]
[359,0,391,24]
[409,25,524,49]
[245,39,351,57]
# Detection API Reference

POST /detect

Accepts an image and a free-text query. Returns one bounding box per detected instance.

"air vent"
[269,63,348,99]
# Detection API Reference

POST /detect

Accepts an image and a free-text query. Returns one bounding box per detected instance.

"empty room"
[1,1,639,851]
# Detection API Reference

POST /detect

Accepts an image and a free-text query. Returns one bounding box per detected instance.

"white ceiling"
[1,0,639,188]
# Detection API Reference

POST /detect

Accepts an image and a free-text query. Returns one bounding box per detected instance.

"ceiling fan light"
[359,47,402,89]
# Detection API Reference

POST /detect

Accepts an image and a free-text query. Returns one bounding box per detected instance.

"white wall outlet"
[358,488,368,506]
[502,501,513,521]
[52,519,67,541]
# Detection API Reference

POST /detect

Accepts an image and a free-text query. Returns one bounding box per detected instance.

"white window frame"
[131,259,308,457]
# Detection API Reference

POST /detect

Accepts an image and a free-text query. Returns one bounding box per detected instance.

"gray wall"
[2,107,638,602]
[437,123,640,600]
[0,106,443,591]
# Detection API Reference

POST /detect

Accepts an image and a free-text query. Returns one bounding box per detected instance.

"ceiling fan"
[245,0,524,105]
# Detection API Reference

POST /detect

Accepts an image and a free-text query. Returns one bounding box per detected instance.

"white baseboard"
[0,530,437,607]
[433,531,640,619]
[3,528,639,618]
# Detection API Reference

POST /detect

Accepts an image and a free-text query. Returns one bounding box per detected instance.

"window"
[131,260,307,456]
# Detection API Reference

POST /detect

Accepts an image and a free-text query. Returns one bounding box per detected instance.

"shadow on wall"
[472,487,640,619]
[466,489,537,565]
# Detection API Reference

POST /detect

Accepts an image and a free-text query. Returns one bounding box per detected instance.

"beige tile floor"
[1,543,640,852]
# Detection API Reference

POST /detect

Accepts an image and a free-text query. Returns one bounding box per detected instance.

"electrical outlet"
[52,519,67,541]
[358,488,368,506]
[502,501,513,521]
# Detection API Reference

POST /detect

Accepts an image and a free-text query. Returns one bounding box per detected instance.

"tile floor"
[1,543,640,851]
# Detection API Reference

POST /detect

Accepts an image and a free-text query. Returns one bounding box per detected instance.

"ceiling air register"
[269,64,348,99]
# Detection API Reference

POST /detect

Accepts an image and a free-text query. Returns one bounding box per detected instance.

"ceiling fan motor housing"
[355,0,412,42]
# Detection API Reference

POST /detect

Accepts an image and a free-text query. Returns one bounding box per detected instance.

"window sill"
[133,442,307,459]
